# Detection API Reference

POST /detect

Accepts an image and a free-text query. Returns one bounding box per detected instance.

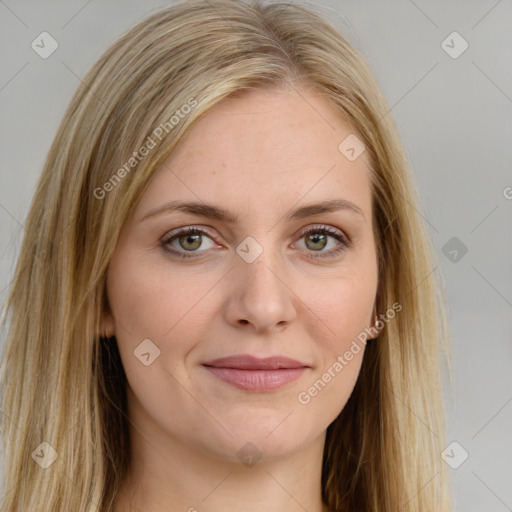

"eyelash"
[160,225,350,260]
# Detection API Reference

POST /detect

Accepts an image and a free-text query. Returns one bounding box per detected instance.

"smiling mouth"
[201,366,308,391]
[201,353,311,392]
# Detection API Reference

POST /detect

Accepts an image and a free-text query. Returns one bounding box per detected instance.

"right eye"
[160,226,219,258]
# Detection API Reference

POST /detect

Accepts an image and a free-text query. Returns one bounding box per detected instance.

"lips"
[202,354,309,370]
[201,354,310,391]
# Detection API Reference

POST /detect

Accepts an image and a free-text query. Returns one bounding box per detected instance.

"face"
[104,85,379,464]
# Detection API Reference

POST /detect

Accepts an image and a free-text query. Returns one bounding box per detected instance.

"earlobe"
[369,303,377,330]
[101,311,115,339]
[367,304,379,340]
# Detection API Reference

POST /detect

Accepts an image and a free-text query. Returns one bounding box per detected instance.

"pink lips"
[202,354,309,392]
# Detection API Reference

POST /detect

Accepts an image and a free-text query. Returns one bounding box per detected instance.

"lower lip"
[202,366,308,391]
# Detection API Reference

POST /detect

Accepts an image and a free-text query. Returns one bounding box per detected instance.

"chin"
[195,422,315,465]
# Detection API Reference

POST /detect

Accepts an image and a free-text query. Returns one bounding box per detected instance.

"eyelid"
[296,224,350,243]
[160,225,219,245]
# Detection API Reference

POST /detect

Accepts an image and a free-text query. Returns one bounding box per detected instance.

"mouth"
[201,354,310,392]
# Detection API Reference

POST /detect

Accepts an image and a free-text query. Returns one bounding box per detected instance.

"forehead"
[137,86,372,220]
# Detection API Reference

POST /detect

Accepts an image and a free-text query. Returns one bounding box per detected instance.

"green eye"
[296,226,349,259]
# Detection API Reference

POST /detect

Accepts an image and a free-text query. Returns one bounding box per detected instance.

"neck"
[113,422,329,512]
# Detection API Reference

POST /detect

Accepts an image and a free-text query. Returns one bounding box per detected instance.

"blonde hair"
[0,0,453,510]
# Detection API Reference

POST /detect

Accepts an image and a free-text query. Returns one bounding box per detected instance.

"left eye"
[160,225,349,259]
[295,226,349,258]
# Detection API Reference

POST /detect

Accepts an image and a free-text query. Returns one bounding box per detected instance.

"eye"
[294,225,350,259]
[160,227,218,258]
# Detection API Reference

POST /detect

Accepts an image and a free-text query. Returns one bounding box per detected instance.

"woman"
[0,0,453,510]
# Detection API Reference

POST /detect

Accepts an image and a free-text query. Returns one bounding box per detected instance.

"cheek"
[298,282,369,418]
[311,269,376,350]
[299,261,376,409]
[106,251,216,372]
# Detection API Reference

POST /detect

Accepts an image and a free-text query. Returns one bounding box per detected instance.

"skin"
[105,84,379,512]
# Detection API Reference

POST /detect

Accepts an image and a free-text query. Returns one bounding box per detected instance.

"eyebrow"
[140,198,366,223]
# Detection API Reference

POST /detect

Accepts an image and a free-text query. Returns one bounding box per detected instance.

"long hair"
[0,0,453,510]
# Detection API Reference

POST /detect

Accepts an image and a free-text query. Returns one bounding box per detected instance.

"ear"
[369,302,377,328]
[367,303,379,340]
[101,309,115,338]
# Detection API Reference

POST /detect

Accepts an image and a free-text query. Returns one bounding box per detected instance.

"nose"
[224,253,297,333]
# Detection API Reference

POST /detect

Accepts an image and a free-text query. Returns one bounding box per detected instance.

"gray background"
[0,1,511,510]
